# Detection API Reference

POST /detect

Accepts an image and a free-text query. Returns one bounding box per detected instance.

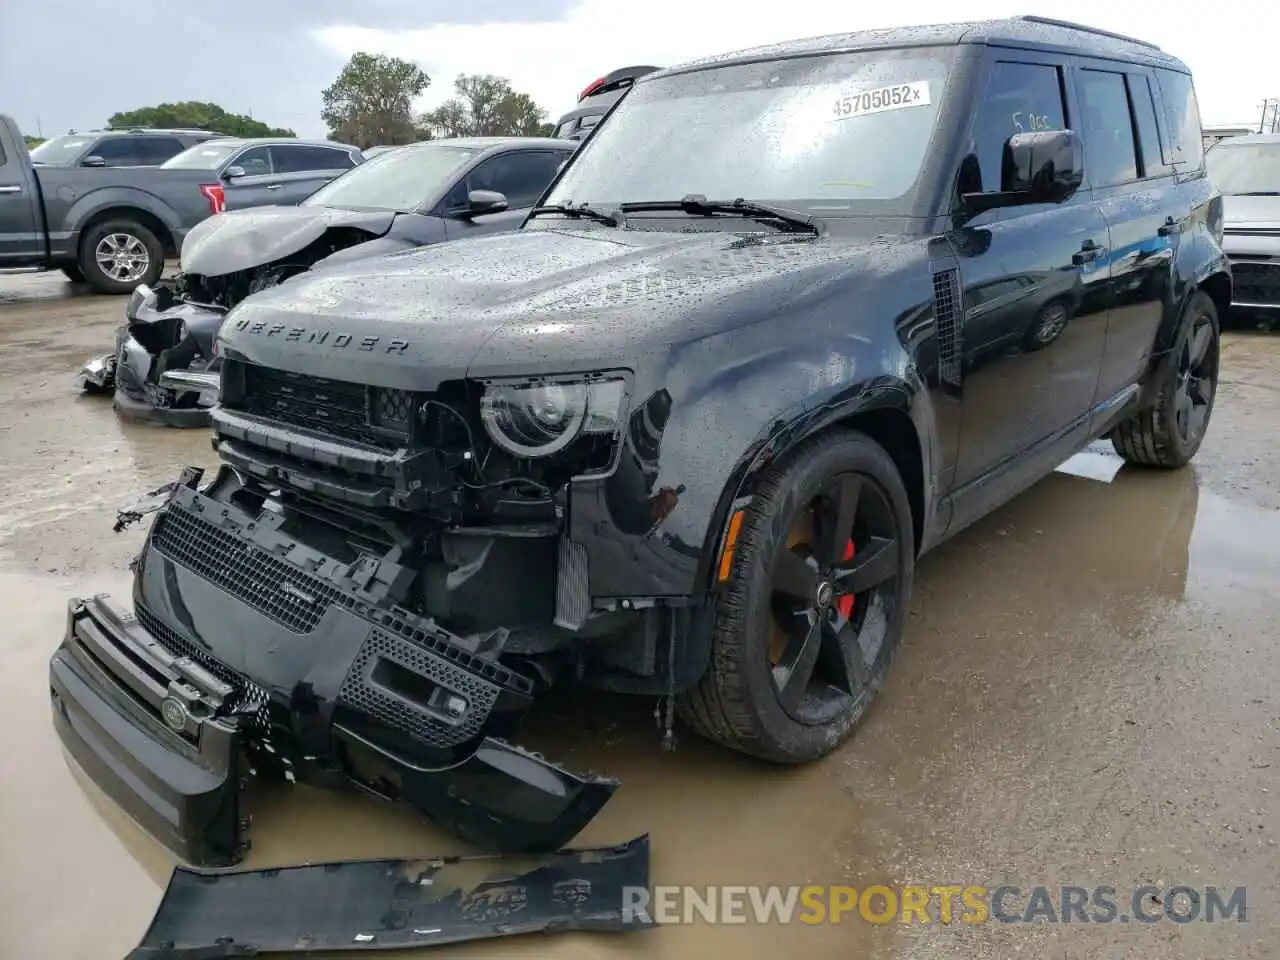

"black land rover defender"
[50,16,1229,867]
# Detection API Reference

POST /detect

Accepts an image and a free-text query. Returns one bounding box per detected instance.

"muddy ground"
[0,272,1276,959]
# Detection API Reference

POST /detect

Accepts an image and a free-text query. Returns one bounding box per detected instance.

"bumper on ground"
[49,595,244,866]
[112,384,213,428]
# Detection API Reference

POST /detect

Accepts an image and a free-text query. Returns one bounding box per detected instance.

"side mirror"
[960,129,1084,216]
[222,165,247,181]
[461,189,509,217]
[81,155,107,168]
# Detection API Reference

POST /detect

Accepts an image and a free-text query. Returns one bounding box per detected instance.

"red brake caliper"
[837,540,856,619]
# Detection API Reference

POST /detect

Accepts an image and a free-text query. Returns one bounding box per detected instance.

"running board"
[125,834,651,957]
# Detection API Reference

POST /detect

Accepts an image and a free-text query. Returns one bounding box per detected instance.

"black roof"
[654,16,1187,80]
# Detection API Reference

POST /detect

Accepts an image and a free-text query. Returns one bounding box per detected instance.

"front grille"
[230,364,411,448]
[151,506,355,634]
[134,604,270,729]
[1230,260,1280,305]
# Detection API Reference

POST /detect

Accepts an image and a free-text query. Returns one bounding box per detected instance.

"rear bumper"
[49,595,244,867]
[49,482,619,865]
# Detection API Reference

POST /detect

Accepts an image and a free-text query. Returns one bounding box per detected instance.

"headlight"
[479,375,628,458]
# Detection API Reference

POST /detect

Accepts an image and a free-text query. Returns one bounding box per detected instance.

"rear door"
[440,150,570,239]
[0,130,45,265]
[1071,59,1188,403]
[268,144,358,204]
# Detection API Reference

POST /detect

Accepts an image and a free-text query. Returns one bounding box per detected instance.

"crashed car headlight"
[479,375,627,457]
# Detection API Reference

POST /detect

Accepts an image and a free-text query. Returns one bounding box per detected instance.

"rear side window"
[971,61,1067,192]
[1075,69,1139,187]
[1127,74,1172,178]
[1155,69,1205,171]
[271,144,354,173]
[136,136,185,165]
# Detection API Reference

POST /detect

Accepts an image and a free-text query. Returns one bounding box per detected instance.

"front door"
[948,55,1112,491]
[221,145,279,211]
[0,139,42,266]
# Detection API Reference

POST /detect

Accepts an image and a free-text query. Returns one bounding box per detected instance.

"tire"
[1110,290,1220,469]
[78,219,165,295]
[60,264,85,283]
[678,430,915,763]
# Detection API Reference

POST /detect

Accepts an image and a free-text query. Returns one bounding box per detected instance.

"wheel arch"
[78,206,175,259]
[698,385,929,596]
[1196,269,1231,326]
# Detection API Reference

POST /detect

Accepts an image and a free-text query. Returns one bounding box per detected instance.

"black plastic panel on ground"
[126,835,651,957]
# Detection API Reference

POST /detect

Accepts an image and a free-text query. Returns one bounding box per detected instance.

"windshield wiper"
[528,201,623,227]
[1233,191,1280,196]
[617,195,822,234]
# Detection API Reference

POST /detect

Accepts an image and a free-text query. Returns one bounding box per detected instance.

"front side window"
[231,146,272,176]
[1076,69,1140,187]
[545,47,954,214]
[1155,69,1205,171]
[969,61,1067,193]
[1206,142,1280,195]
[467,152,567,208]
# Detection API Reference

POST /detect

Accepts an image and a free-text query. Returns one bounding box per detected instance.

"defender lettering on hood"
[230,317,412,354]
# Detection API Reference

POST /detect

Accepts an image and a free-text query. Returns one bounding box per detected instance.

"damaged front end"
[51,464,620,867]
[87,211,392,427]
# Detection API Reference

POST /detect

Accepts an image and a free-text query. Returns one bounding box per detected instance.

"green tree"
[107,102,295,137]
[23,135,44,149]
[321,52,429,149]
[419,74,550,138]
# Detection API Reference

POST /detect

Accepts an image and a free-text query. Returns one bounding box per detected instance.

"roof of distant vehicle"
[192,136,361,149]
[656,15,1188,79]
[403,136,575,150]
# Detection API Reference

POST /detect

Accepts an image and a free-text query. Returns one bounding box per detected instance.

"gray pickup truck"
[0,115,362,294]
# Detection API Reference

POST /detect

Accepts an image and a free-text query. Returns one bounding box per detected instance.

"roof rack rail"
[1016,15,1162,51]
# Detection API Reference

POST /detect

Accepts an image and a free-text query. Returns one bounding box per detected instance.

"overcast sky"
[0,0,1270,139]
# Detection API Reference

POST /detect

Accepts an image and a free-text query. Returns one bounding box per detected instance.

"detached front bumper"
[49,594,245,866]
[49,479,618,866]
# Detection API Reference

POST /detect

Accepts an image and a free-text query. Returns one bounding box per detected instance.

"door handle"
[266,184,282,190]
[0,184,22,194]
[1157,216,1181,237]
[1072,240,1100,266]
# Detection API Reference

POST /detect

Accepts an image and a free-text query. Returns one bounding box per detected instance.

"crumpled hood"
[179,205,398,277]
[1223,193,1280,230]
[217,224,895,388]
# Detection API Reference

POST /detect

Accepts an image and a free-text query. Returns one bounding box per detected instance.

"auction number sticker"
[833,81,931,120]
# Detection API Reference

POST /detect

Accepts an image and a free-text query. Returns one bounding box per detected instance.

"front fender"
[310,235,419,272]
[567,319,928,601]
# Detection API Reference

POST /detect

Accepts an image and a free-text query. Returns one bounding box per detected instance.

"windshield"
[160,141,242,170]
[545,48,953,216]
[1206,142,1280,194]
[302,144,481,211]
[28,135,95,165]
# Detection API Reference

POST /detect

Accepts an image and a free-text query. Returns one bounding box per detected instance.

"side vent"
[931,268,962,385]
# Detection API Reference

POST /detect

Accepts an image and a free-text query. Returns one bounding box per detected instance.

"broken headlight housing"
[479,374,628,458]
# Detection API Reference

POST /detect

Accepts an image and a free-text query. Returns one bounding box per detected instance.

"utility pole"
[1258,98,1280,134]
